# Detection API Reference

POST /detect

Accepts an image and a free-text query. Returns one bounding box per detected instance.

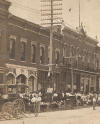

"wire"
[55,17,76,30]
[10,1,40,14]
[10,0,75,29]
[64,22,76,30]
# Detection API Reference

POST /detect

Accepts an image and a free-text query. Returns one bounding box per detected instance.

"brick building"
[0,0,100,94]
[62,26,100,93]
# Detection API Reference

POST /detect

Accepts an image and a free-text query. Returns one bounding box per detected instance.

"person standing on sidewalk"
[37,93,42,112]
[31,92,42,117]
[92,93,97,110]
[31,93,36,113]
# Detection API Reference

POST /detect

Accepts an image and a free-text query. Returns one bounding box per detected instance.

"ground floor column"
[94,76,97,92]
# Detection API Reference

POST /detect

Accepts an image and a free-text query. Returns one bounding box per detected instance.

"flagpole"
[79,0,80,27]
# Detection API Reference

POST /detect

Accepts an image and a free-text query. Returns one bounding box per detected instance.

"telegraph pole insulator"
[41,0,62,27]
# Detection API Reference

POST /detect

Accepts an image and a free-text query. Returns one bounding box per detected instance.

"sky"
[7,0,100,45]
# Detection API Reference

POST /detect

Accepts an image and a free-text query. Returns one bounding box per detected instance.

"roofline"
[8,14,63,39]
[63,26,98,44]
[8,13,98,44]
[9,14,42,29]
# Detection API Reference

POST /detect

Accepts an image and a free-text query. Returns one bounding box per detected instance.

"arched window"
[16,74,27,93]
[7,73,15,84]
[7,73,16,93]
[16,74,27,84]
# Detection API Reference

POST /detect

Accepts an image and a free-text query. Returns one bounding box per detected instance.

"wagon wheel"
[13,99,25,115]
[2,102,14,115]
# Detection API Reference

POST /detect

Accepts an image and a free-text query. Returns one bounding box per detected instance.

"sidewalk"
[1,106,100,124]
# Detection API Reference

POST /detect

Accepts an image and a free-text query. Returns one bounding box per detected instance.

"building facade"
[0,0,100,94]
[62,26,100,93]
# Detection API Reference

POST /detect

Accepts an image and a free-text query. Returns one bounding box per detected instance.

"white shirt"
[36,97,41,102]
[53,93,58,97]
[98,97,100,101]
[31,97,36,103]
[93,97,96,102]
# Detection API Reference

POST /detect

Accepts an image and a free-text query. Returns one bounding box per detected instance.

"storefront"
[5,64,38,93]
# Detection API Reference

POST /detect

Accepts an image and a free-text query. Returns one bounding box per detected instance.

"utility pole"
[49,0,53,72]
[71,57,74,93]
[79,0,80,27]
[41,0,62,89]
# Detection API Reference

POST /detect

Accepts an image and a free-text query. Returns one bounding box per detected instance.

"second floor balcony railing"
[63,57,100,73]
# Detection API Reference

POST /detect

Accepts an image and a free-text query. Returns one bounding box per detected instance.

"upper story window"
[63,46,66,57]
[70,45,75,57]
[55,49,60,64]
[72,46,75,56]
[0,31,2,51]
[87,52,90,64]
[0,73,3,84]
[97,59,99,69]
[94,53,96,62]
[48,46,50,64]
[82,50,85,62]
[40,45,45,64]
[20,38,27,61]
[76,47,80,57]
[66,44,70,57]
[31,43,36,63]
[9,35,16,59]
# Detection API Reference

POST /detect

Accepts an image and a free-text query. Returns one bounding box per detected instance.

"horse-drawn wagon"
[0,84,26,118]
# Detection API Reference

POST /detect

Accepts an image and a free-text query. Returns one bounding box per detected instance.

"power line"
[10,1,75,29]
[10,1,40,14]
[55,17,76,30]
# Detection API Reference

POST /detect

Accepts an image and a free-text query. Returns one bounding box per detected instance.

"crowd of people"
[19,90,100,115]
[19,91,42,116]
